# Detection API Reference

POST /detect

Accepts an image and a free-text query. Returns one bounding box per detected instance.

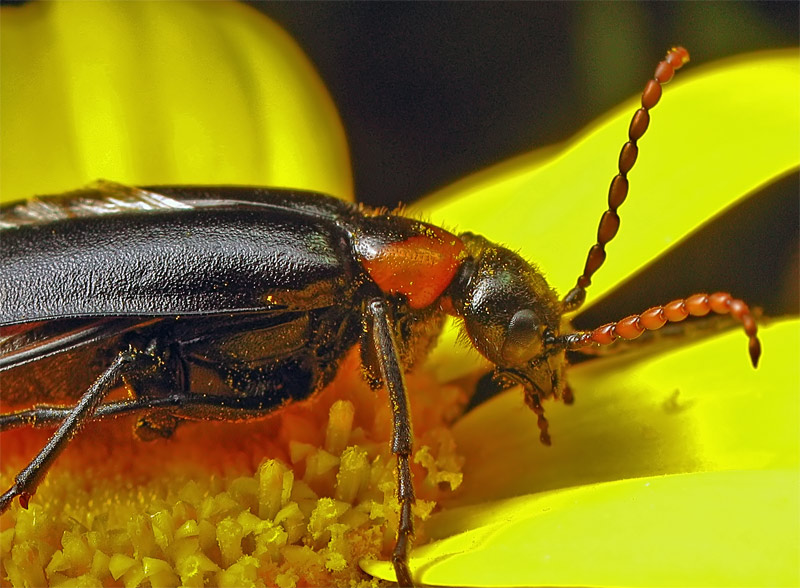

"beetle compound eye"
[502,309,543,365]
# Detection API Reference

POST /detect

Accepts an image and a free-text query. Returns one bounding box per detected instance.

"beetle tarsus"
[392,454,416,587]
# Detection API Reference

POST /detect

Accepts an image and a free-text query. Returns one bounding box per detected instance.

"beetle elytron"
[0,47,760,587]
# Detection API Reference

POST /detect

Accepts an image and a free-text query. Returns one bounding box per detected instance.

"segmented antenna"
[562,46,691,312]
[563,292,761,368]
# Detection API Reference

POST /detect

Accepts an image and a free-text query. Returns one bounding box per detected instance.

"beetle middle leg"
[0,391,308,433]
[367,299,416,587]
[0,343,167,513]
[0,395,186,432]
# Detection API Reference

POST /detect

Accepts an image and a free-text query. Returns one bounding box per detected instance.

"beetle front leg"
[367,299,416,587]
[0,346,156,514]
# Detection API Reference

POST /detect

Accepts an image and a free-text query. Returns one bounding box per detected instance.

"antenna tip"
[668,46,691,68]
[749,337,761,368]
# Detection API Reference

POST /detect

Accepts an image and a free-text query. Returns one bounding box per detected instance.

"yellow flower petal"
[365,469,799,587]
[363,319,800,585]
[452,319,798,502]
[421,50,799,380]
[0,1,352,201]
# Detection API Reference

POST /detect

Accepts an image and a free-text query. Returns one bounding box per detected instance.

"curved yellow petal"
[363,318,799,585]
[451,319,798,503]
[0,1,352,201]
[364,469,799,587]
[421,50,799,379]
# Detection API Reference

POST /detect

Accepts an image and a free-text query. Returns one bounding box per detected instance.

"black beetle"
[0,47,760,586]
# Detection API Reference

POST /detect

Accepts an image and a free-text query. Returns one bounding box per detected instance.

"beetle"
[0,46,761,587]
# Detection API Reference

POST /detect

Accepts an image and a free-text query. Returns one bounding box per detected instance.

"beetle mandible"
[0,46,761,587]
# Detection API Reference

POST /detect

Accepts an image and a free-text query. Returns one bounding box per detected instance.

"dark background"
[251,2,799,324]
[252,2,796,207]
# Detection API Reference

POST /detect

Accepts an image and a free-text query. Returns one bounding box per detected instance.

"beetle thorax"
[353,215,468,309]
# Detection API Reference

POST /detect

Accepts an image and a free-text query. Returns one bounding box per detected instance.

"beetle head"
[451,233,566,399]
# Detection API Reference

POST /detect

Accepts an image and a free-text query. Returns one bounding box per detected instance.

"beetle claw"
[18,491,31,510]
